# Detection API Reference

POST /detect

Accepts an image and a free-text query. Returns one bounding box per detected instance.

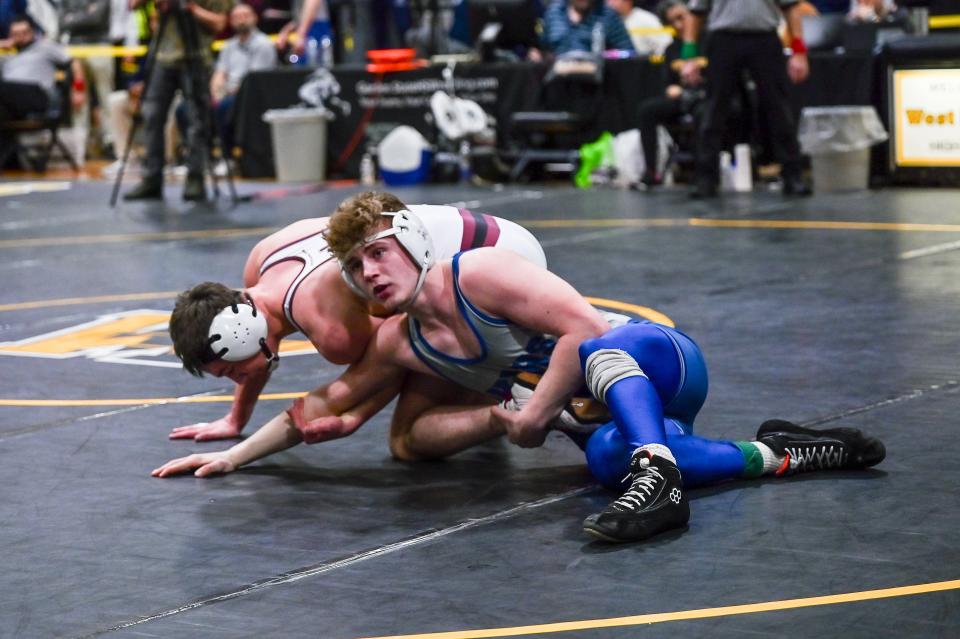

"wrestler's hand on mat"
[169,417,242,442]
[491,405,548,448]
[151,451,238,478]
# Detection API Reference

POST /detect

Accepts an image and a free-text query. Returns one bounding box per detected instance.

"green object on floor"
[575,131,614,189]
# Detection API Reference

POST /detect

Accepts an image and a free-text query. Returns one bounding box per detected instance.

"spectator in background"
[542,0,636,55]
[276,0,333,65]
[0,0,27,44]
[0,15,72,123]
[681,0,812,199]
[780,1,817,46]
[606,0,671,56]
[59,0,115,158]
[123,0,231,203]
[103,0,157,175]
[0,15,89,167]
[209,3,275,167]
[634,0,702,187]
[848,0,909,24]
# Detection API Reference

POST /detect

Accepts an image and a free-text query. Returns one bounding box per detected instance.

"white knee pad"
[584,348,647,404]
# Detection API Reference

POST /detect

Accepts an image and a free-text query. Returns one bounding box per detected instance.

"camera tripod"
[110,1,238,206]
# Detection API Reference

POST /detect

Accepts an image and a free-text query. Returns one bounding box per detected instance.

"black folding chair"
[0,67,79,172]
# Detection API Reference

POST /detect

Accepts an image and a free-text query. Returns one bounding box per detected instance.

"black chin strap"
[259,338,280,372]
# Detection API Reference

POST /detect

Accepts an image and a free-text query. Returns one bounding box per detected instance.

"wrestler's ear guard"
[206,294,279,370]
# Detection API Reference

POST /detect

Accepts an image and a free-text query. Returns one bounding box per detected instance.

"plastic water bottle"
[458,140,473,183]
[732,143,753,192]
[306,37,319,67]
[360,152,376,185]
[719,151,733,191]
[320,35,333,69]
[591,22,605,55]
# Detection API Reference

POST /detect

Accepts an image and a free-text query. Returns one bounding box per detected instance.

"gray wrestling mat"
[1,179,958,638]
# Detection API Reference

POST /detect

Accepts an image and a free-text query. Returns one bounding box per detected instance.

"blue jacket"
[542,1,635,54]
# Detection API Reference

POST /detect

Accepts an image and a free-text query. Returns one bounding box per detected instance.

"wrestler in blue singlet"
[408,253,753,491]
[579,322,748,490]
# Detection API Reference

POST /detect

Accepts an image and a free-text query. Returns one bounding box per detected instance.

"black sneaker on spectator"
[123,178,163,201]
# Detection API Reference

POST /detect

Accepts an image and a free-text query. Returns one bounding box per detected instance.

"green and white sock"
[735,441,786,478]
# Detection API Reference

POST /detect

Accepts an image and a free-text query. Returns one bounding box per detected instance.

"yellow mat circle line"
[0,291,181,312]
[354,578,960,639]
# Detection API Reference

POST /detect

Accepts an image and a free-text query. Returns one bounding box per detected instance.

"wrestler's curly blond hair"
[324,191,407,261]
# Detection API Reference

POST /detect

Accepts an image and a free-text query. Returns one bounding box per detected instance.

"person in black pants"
[635,0,703,187]
[681,0,812,198]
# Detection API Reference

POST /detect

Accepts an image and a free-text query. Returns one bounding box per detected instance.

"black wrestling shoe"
[756,419,885,475]
[583,450,689,543]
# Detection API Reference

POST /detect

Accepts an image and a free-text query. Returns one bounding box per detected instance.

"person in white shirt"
[208,3,276,159]
[606,0,672,56]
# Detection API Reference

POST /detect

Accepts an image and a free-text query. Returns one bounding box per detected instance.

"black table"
[235,53,875,179]
[236,59,669,178]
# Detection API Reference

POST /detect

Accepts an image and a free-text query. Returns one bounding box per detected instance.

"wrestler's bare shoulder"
[254,218,329,255]
[244,218,330,283]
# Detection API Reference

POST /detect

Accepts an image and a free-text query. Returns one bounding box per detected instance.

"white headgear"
[206,296,279,371]
[340,210,435,306]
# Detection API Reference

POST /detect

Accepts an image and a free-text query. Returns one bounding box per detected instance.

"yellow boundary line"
[0,291,180,312]
[5,218,960,252]
[355,579,960,639]
[0,226,276,250]
[686,218,960,232]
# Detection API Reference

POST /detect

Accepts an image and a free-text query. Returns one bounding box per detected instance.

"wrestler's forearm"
[226,411,303,467]
[522,336,588,425]
[297,364,403,428]
[227,370,271,431]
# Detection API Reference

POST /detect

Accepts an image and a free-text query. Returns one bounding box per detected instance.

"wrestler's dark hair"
[169,282,245,377]
[324,191,407,262]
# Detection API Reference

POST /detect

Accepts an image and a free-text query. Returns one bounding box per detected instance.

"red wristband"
[790,37,807,55]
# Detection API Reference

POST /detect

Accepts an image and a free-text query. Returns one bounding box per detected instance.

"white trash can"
[262,107,331,182]
[799,106,888,192]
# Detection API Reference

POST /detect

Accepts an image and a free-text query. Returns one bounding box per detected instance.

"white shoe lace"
[786,444,848,472]
[612,458,664,512]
